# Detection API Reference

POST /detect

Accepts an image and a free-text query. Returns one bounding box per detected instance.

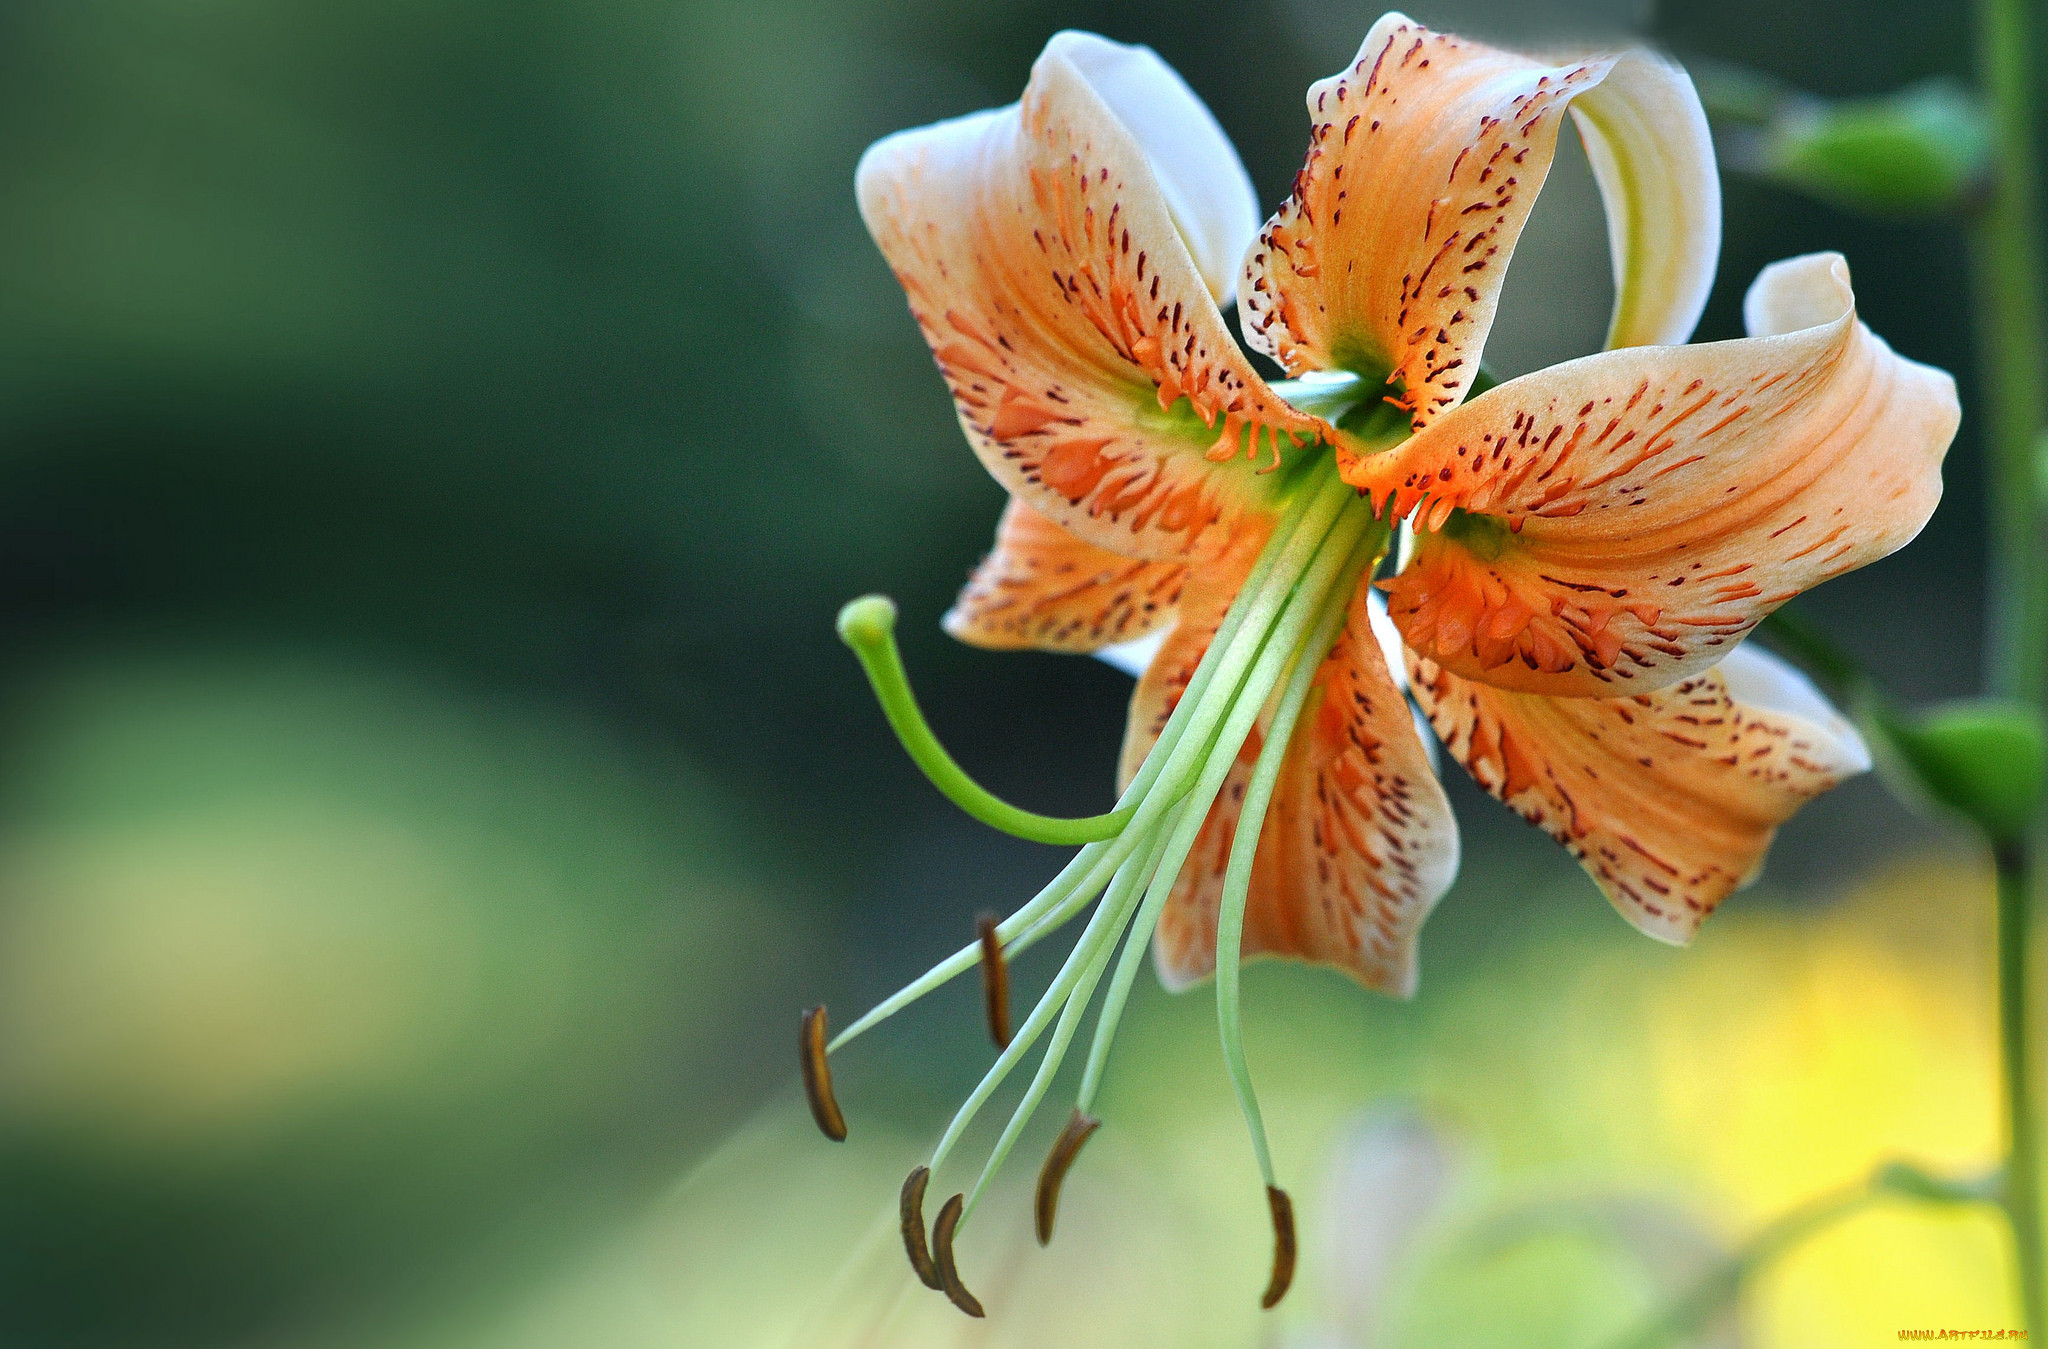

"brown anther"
[898,1166,942,1290]
[930,1193,986,1318]
[1033,1108,1101,1245]
[977,914,1012,1048]
[798,1005,846,1141]
[1260,1185,1297,1310]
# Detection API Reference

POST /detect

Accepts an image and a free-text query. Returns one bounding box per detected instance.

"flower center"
[811,454,1393,1314]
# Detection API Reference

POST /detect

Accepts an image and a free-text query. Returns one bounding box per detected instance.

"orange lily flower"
[810,14,1959,1316]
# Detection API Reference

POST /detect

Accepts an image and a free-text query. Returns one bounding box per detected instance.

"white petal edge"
[1366,589,1409,694]
[1101,596,1408,692]
[1569,48,1721,350]
[1744,249,1853,338]
[1716,641,1872,776]
[1044,32,1259,306]
[1096,625,1170,678]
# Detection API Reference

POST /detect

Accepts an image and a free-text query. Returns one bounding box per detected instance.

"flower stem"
[1972,0,2048,709]
[1999,841,2045,1335]
[1974,0,2047,1326]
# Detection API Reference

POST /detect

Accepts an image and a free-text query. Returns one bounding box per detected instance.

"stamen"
[898,1165,942,1290]
[1260,1185,1297,1310]
[1214,526,1383,1212]
[838,595,1136,846]
[821,471,1348,1063]
[928,840,1155,1182]
[810,462,1391,1302]
[1034,1108,1101,1245]
[799,1005,847,1141]
[930,1193,986,1318]
[829,840,1113,1054]
[977,914,1012,1048]
[958,848,1153,1221]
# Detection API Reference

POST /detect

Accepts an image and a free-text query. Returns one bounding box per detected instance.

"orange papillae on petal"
[1410,642,1869,942]
[1368,254,1958,697]
[857,34,1330,565]
[1240,15,1614,428]
[945,498,1187,653]
[1146,585,1459,996]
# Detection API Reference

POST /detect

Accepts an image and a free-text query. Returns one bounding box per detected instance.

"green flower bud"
[1870,699,2047,845]
[1761,80,1990,217]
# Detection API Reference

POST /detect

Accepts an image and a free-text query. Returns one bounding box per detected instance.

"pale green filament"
[924,853,1154,1177]
[1078,504,1383,1115]
[1213,536,1383,1187]
[958,827,1174,1223]
[827,468,1353,1056]
[935,487,1373,1215]
[825,450,1402,1238]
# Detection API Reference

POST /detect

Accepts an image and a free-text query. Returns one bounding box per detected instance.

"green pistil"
[822,453,1391,1306]
[839,595,1137,845]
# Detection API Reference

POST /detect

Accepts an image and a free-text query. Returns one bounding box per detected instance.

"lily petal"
[1409,644,1870,943]
[1239,14,1617,428]
[1370,253,1957,696]
[1715,641,1871,774]
[858,33,1329,564]
[1096,626,1170,679]
[946,497,1186,653]
[1570,49,1720,349]
[1048,33,1262,305]
[1150,585,1460,996]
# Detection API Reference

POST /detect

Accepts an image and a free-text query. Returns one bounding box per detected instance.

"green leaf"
[1871,699,2047,844]
[1762,80,1990,218]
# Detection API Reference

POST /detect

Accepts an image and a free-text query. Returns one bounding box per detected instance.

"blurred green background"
[0,0,2028,1344]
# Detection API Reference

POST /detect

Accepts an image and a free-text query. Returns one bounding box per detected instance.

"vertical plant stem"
[1975,0,2047,1327]
[1972,0,2048,707]
[1999,842,2045,1336]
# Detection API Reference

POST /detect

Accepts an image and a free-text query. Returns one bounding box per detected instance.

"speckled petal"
[945,497,1187,653]
[1409,642,1870,943]
[1367,253,1957,697]
[858,33,1329,564]
[1239,14,1615,431]
[1148,584,1459,996]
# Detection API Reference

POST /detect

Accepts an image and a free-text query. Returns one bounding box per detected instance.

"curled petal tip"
[798,1005,847,1141]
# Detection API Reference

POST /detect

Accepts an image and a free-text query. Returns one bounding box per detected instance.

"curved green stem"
[1600,1161,2002,1349]
[1973,0,2047,1327]
[825,465,1355,1057]
[838,595,1136,845]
